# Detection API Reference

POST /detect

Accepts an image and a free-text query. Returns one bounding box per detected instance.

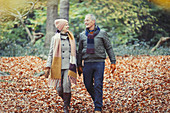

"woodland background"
[0,0,170,112]
[0,0,170,57]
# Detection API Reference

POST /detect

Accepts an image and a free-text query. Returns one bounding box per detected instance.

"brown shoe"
[95,111,101,113]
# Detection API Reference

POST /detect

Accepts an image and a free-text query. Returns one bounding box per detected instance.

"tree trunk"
[60,0,69,21]
[44,0,59,48]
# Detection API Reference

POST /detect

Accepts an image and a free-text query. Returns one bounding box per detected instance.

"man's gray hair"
[86,14,96,21]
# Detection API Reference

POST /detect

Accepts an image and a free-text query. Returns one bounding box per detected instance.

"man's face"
[84,15,95,30]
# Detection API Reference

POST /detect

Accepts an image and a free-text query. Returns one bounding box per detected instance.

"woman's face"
[61,22,69,33]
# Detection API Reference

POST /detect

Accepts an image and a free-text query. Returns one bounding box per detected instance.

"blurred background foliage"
[0,0,169,57]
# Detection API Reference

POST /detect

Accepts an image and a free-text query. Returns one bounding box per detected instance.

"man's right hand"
[78,66,83,76]
[110,64,116,74]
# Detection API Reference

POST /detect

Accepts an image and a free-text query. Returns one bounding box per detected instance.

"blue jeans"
[83,62,105,111]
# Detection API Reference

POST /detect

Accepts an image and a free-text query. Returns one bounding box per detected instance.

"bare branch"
[6,10,20,18]
[1,0,41,46]
[151,37,170,52]
[31,30,44,45]
[22,0,39,17]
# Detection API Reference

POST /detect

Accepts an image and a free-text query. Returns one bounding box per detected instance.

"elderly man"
[77,14,116,113]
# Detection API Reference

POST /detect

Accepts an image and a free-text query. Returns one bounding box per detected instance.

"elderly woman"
[45,19,77,113]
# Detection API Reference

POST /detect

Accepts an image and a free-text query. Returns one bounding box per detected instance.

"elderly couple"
[45,14,116,113]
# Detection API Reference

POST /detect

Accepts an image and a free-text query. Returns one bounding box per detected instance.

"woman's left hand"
[44,68,50,78]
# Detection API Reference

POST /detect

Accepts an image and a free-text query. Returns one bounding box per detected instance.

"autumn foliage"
[0,55,169,112]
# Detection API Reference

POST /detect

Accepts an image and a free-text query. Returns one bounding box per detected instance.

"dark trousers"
[83,62,105,111]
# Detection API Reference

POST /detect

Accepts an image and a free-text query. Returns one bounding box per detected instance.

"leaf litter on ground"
[0,55,169,112]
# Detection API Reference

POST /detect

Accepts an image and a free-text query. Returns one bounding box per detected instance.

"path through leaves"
[0,56,169,112]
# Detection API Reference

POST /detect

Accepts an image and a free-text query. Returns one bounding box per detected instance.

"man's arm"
[77,34,83,66]
[77,34,83,76]
[103,32,116,64]
[103,32,116,73]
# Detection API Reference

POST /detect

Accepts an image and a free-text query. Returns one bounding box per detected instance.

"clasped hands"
[77,66,83,76]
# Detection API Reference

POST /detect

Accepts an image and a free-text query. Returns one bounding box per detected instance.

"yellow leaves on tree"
[149,0,170,10]
[0,0,27,11]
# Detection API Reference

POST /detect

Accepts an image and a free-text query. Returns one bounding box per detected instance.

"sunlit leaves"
[0,0,37,17]
[0,0,26,11]
[0,55,169,112]
[149,0,170,10]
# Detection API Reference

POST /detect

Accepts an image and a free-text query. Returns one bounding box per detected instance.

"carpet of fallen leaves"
[0,55,169,113]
